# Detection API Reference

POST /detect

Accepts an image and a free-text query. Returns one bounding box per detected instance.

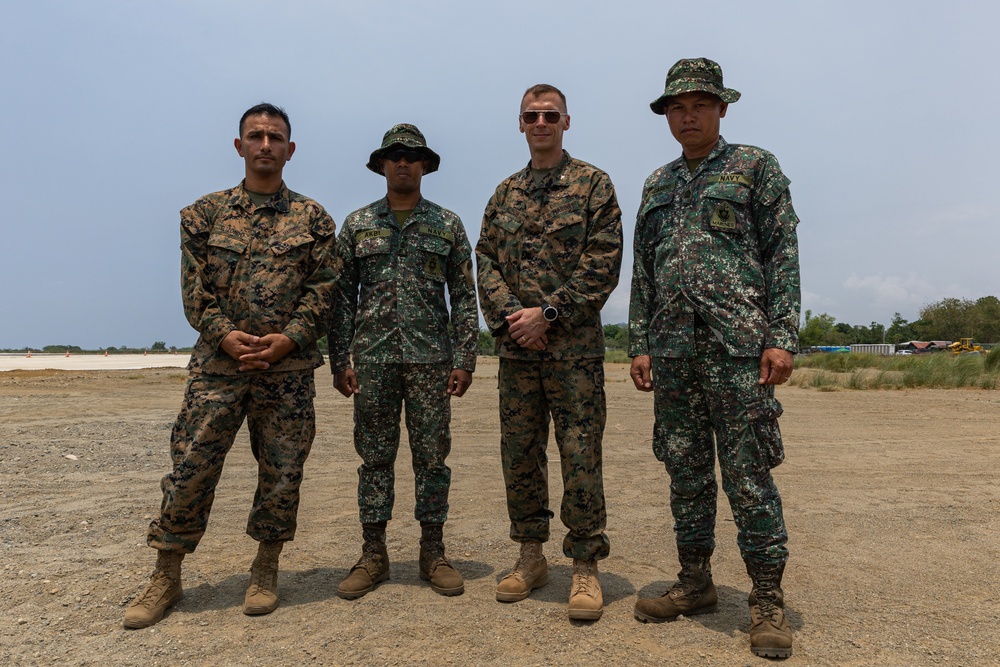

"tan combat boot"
[419,523,464,596]
[123,551,184,629]
[496,540,548,602]
[568,558,603,620]
[243,540,283,615]
[337,523,390,600]
[634,548,718,622]
[747,561,793,659]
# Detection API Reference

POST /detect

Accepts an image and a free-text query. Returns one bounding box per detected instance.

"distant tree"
[478,329,496,356]
[602,323,628,350]
[151,341,167,351]
[799,311,846,346]
[885,313,917,344]
[917,298,978,341]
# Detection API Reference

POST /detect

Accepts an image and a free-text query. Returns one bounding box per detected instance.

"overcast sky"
[2,0,998,349]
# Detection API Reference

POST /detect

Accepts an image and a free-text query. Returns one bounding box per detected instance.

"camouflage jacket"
[628,137,800,359]
[328,197,478,373]
[181,181,340,375]
[476,151,623,360]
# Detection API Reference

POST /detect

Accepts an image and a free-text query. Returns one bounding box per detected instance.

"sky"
[2,0,998,349]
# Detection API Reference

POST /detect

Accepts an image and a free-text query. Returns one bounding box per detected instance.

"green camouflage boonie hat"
[366,123,441,174]
[650,58,741,114]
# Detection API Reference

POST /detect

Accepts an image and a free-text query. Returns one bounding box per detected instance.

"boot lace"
[571,561,596,597]
[133,570,173,608]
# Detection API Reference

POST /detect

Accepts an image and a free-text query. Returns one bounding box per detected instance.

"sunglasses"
[520,110,566,124]
[384,148,425,163]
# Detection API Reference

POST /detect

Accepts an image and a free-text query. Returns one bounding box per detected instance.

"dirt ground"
[1,359,998,667]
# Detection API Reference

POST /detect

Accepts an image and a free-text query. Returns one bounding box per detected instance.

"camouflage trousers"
[498,357,610,561]
[147,370,316,553]
[353,362,453,525]
[651,324,788,566]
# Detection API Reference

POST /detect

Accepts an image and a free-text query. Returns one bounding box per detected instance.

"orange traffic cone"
[104,350,108,357]
[27,350,31,358]
[65,350,70,357]
[143,350,147,356]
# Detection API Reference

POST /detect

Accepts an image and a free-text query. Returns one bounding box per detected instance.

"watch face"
[543,306,558,321]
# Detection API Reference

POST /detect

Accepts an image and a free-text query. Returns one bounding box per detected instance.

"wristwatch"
[542,304,559,322]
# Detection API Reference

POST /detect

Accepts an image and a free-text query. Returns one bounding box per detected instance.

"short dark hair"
[521,84,567,112]
[239,103,291,138]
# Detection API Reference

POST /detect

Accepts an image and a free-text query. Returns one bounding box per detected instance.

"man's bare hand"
[630,354,654,392]
[759,348,794,385]
[447,369,473,397]
[507,307,549,351]
[237,333,297,372]
[221,330,266,365]
[333,368,359,397]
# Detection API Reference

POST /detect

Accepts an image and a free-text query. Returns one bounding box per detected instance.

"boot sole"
[634,603,718,623]
[496,573,549,602]
[419,572,465,596]
[568,606,603,621]
[337,571,389,600]
[751,646,792,659]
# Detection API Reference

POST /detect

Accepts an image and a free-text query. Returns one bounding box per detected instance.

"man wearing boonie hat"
[628,58,800,659]
[328,123,478,600]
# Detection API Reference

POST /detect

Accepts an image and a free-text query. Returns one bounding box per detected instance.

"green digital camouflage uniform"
[148,182,339,553]
[476,150,623,561]
[628,136,800,566]
[329,196,478,524]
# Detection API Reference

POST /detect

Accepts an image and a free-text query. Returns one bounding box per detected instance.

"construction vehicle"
[948,338,984,354]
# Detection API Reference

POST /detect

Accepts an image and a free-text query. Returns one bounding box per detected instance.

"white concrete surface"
[0,353,191,371]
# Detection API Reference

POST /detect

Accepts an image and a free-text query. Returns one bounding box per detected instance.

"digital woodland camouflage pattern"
[476,151,623,359]
[477,151,622,561]
[628,137,800,359]
[328,197,478,373]
[628,134,799,568]
[148,371,317,553]
[181,182,340,375]
[351,362,454,524]
[498,358,610,561]
[651,331,788,566]
[649,57,742,113]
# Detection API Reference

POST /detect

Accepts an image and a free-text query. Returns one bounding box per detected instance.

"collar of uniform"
[230,181,291,213]
[375,195,427,226]
[669,136,730,175]
[515,149,573,192]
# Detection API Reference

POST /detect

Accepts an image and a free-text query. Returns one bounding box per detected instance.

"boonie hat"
[650,58,741,114]
[366,123,441,174]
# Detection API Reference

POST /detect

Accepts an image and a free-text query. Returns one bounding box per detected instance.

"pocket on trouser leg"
[747,397,785,469]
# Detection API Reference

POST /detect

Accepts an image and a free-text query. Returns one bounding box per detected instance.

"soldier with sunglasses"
[476,84,623,621]
[328,124,478,600]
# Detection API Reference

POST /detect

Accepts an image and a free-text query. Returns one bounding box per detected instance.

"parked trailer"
[849,344,896,356]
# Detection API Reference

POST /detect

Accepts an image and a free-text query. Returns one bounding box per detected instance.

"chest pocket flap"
[355,228,393,257]
[704,182,750,205]
[208,231,248,254]
[270,231,314,255]
[639,189,674,220]
[492,213,523,233]
[415,234,451,255]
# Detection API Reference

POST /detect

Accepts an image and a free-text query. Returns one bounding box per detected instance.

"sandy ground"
[1,359,998,667]
[0,354,191,372]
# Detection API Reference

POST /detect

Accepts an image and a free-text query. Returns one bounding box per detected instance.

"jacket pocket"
[747,396,784,469]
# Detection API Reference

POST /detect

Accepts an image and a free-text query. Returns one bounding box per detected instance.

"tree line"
[800,296,1000,347]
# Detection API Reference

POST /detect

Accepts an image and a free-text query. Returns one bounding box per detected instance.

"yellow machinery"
[949,338,984,354]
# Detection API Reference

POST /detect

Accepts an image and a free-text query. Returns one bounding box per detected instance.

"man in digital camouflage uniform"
[124,103,340,629]
[329,124,478,599]
[476,84,623,621]
[628,59,800,658]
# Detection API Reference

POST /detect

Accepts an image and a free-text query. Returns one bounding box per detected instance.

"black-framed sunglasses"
[520,110,565,124]
[384,148,425,163]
